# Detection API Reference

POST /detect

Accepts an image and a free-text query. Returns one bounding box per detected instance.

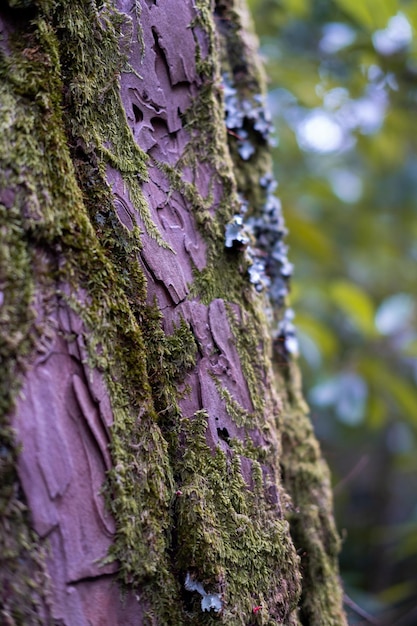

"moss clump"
[54,0,168,248]
[225,304,268,416]
[0,495,50,625]
[174,410,301,626]
[211,374,253,427]
[0,16,61,623]
[276,361,346,626]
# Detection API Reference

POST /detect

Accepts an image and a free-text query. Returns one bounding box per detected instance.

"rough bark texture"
[0,1,347,624]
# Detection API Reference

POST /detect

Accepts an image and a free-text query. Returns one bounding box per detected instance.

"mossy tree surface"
[0,1,347,625]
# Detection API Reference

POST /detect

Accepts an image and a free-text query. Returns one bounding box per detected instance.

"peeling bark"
[0,1,347,624]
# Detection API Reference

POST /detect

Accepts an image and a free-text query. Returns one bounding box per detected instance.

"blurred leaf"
[366,393,387,428]
[401,338,417,357]
[387,375,417,425]
[403,5,417,34]
[377,580,416,605]
[329,280,376,335]
[333,0,398,29]
[365,109,410,168]
[268,61,321,106]
[332,0,374,29]
[282,0,309,18]
[360,358,417,426]
[368,0,398,25]
[296,313,339,358]
[286,213,336,263]
[391,523,417,559]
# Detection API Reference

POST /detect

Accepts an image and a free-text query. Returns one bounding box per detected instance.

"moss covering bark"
[0,0,347,624]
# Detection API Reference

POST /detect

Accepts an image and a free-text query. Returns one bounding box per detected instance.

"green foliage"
[328,280,376,336]
[249,0,417,623]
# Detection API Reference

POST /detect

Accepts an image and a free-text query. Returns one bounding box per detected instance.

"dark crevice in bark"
[132,102,143,124]
[68,572,117,586]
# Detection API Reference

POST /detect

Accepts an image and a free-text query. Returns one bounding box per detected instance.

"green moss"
[54,0,169,248]
[211,374,253,427]
[0,512,49,625]
[174,410,301,625]
[276,361,346,626]
[225,304,268,416]
[0,20,62,624]
[213,1,347,622]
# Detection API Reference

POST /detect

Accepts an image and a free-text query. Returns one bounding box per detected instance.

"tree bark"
[0,1,347,624]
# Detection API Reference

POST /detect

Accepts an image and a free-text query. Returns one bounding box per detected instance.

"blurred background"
[247,0,417,624]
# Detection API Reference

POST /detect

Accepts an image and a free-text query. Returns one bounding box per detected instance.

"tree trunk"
[0,1,347,624]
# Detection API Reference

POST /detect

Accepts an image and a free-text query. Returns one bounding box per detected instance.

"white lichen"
[184,572,223,613]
